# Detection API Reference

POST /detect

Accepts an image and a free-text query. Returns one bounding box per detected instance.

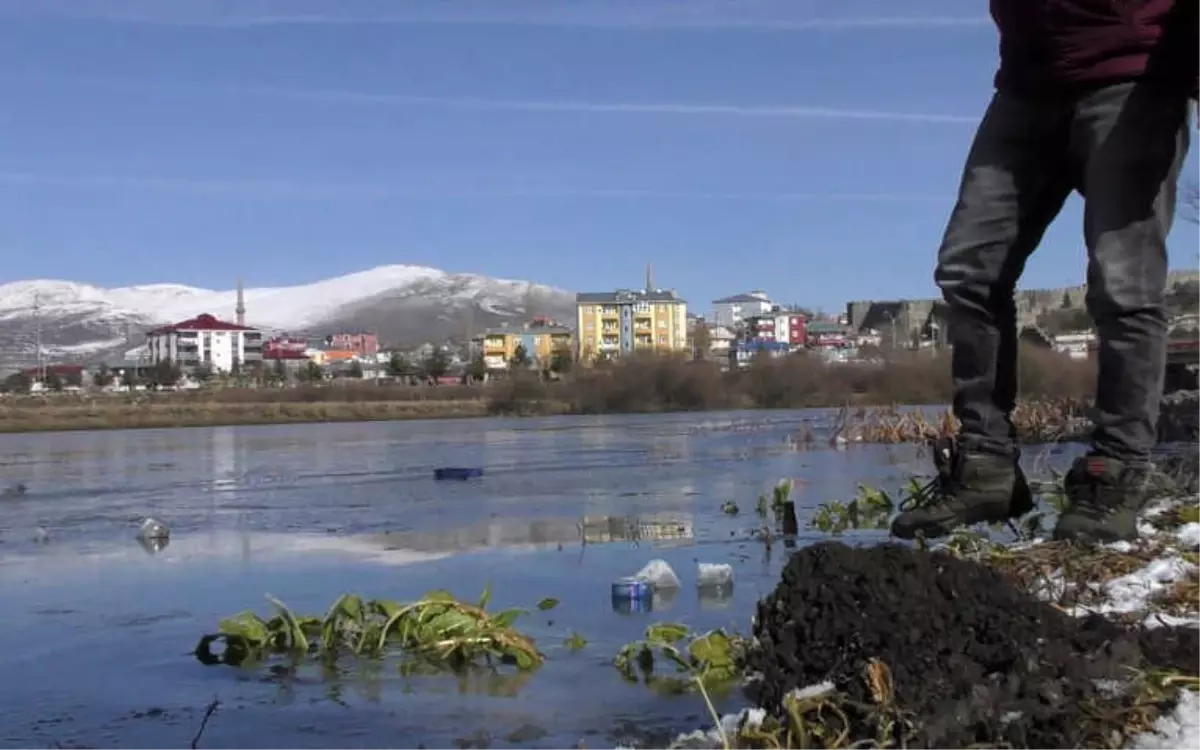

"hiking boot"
[1052,455,1176,544]
[890,437,1034,540]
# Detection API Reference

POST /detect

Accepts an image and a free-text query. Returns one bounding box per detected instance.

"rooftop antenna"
[235,277,246,326]
[645,262,654,292]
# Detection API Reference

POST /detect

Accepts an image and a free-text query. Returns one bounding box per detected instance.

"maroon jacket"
[990,0,1198,96]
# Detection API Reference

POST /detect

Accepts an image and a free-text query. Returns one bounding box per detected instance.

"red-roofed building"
[145,313,263,373]
[327,331,379,357]
[20,364,86,388]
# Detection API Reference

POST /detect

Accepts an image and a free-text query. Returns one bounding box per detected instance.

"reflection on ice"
[0,512,696,581]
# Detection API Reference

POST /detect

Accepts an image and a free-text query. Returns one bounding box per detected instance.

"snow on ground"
[1130,689,1200,749]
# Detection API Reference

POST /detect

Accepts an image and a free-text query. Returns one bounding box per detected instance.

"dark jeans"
[935,80,1191,464]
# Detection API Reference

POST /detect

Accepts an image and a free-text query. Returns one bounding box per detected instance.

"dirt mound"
[746,542,1199,749]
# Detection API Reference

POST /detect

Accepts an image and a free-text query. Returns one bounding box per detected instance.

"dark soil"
[746,542,1199,749]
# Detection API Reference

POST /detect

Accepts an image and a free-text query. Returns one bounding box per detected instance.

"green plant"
[808,484,896,535]
[613,622,745,695]
[721,501,740,516]
[194,586,542,673]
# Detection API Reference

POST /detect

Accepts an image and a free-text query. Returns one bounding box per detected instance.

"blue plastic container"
[433,467,484,481]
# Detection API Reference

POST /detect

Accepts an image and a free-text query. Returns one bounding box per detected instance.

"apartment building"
[743,311,808,347]
[144,313,263,373]
[476,318,574,370]
[327,331,379,357]
[576,288,688,361]
[711,291,774,329]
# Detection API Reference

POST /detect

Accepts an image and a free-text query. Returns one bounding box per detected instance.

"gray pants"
[936,81,1191,463]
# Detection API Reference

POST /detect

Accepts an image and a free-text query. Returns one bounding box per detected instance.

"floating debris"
[137,517,171,541]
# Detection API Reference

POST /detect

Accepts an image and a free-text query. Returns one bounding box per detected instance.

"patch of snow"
[1130,690,1200,749]
[670,707,766,750]
[0,264,572,333]
[49,337,128,354]
[1176,522,1200,548]
[1098,556,1196,615]
[788,681,836,701]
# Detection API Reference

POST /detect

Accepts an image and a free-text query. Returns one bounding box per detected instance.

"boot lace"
[899,439,962,513]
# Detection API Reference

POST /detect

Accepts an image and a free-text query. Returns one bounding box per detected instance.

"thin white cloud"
[0,171,951,203]
[26,74,979,125]
[0,0,992,31]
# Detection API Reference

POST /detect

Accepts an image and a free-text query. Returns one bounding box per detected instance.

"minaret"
[645,262,654,292]
[235,277,246,326]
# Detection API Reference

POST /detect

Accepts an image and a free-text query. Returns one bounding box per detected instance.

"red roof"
[22,364,85,377]
[148,313,253,335]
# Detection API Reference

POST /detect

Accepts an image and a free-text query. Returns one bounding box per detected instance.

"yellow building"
[575,289,688,362]
[477,321,573,370]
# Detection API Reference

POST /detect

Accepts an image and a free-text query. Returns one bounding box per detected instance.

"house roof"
[263,350,311,360]
[22,364,85,377]
[147,313,254,335]
[713,293,771,304]
[577,289,686,304]
[806,321,847,334]
[483,324,573,337]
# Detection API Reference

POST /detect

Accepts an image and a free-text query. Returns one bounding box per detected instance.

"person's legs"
[892,91,1074,540]
[1054,81,1191,543]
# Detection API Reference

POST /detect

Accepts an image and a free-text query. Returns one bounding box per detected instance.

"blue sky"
[0,0,1196,314]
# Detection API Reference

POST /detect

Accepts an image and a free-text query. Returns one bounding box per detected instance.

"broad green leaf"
[477,582,493,611]
[513,649,535,670]
[564,632,588,651]
[535,597,559,611]
[491,608,525,629]
[369,599,403,619]
[689,631,735,675]
[266,594,310,653]
[218,611,269,645]
[645,622,689,645]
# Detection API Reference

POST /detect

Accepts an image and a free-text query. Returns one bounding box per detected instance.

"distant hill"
[0,265,575,369]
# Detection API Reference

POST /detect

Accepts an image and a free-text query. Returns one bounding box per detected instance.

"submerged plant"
[614,622,746,695]
[194,585,543,673]
[808,484,896,535]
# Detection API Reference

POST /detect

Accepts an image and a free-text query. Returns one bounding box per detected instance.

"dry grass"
[0,398,490,433]
[1153,569,1200,617]
[491,344,1093,416]
[1,345,1094,434]
[980,541,1163,609]
[838,398,1089,445]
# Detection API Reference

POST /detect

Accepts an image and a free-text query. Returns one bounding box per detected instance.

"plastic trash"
[137,535,170,555]
[137,517,170,541]
[632,558,681,590]
[33,526,49,544]
[697,562,734,588]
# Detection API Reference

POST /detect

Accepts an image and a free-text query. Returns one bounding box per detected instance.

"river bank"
[1,348,1103,435]
[0,388,1089,436]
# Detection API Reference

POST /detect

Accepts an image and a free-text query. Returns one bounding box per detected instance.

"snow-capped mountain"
[0,265,575,368]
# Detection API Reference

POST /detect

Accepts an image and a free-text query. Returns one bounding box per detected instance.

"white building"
[711,291,774,330]
[145,313,263,373]
[1052,331,1097,360]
